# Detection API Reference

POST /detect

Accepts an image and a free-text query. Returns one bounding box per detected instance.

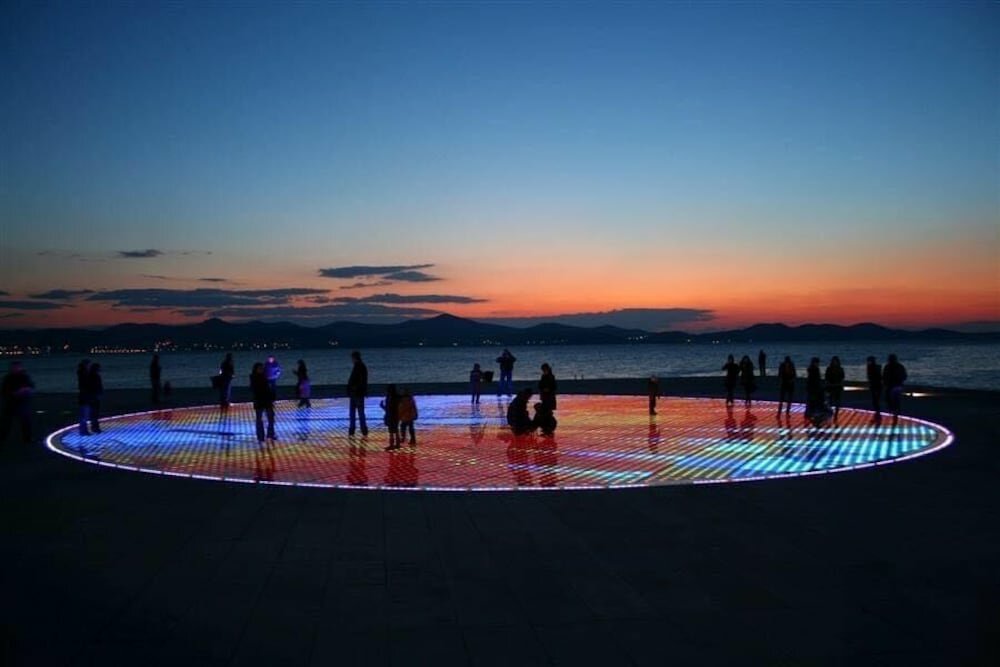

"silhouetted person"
[1,361,34,444]
[866,356,883,418]
[381,384,401,450]
[469,363,483,404]
[294,359,311,408]
[533,401,557,436]
[647,375,660,415]
[346,350,368,436]
[777,356,796,416]
[264,355,282,393]
[250,362,276,442]
[739,355,756,407]
[722,355,739,406]
[86,362,104,434]
[805,357,828,425]
[496,349,516,397]
[507,388,535,435]
[398,389,418,446]
[77,359,91,435]
[219,353,235,410]
[538,363,557,413]
[883,353,908,423]
[825,356,845,419]
[758,349,767,378]
[149,354,161,404]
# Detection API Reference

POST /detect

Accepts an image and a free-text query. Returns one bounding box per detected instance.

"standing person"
[380,384,401,451]
[721,355,740,406]
[86,362,104,434]
[805,357,827,424]
[398,389,418,446]
[739,355,756,407]
[219,353,235,410]
[866,356,883,419]
[777,356,796,417]
[149,353,162,404]
[0,361,34,445]
[346,350,369,436]
[496,349,516,397]
[758,349,767,378]
[883,353,908,423]
[647,375,660,415]
[469,363,483,404]
[825,356,846,419]
[294,359,312,408]
[264,355,282,393]
[249,362,276,443]
[538,363,557,412]
[77,359,91,435]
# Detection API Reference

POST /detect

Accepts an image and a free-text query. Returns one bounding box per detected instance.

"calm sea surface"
[11,342,1000,393]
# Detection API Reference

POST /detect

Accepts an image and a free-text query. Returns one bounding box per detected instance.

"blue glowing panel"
[45,396,953,491]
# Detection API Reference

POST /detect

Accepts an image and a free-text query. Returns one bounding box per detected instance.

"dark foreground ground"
[2,377,998,666]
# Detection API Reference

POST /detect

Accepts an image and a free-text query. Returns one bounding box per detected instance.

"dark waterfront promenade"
[2,378,998,666]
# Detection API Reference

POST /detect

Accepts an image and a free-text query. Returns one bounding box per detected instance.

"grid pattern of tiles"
[46,395,952,490]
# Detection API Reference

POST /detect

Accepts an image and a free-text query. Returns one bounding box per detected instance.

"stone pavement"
[2,378,998,666]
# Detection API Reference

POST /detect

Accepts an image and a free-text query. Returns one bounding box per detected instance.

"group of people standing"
[726,351,908,424]
[215,350,420,449]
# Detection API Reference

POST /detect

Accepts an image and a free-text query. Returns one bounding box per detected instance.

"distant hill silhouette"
[0,314,996,352]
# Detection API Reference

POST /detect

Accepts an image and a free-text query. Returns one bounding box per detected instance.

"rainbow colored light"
[45,395,953,491]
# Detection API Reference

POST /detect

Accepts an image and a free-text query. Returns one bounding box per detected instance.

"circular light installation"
[45,395,953,491]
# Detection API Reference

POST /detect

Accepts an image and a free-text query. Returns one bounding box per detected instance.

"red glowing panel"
[45,395,952,490]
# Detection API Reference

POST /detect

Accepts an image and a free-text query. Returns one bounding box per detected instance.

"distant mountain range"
[1,314,997,353]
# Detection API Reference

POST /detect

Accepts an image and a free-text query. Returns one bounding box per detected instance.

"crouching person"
[506,388,536,436]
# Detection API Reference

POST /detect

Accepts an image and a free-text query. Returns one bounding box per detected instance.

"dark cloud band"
[117,249,164,258]
[0,299,70,311]
[318,264,434,279]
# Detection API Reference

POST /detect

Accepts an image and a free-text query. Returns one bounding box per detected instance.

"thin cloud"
[0,290,8,296]
[334,293,486,305]
[117,249,164,258]
[36,250,106,263]
[339,281,393,290]
[203,303,440,321]
[28,289,95,300]
[198,277,229,283]
[86,288,329,308]
[318,264,434,279]
[382,270,441,282]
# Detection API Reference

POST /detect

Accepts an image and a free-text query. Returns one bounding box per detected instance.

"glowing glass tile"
[45,396,953,491]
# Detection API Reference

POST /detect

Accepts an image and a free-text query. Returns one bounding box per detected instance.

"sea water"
[10,342,1000,393]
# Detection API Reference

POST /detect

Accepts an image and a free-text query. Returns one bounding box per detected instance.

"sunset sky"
[2,2,998,332]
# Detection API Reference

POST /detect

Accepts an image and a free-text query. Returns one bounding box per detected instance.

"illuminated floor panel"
[46,395,953,491]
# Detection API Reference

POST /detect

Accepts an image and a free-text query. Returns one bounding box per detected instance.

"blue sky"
[1,1,997,330]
